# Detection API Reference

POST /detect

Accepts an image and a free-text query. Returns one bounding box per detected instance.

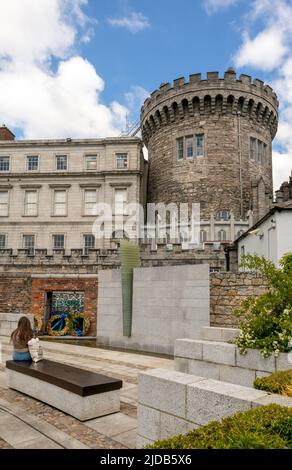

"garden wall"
[137,368,292,448]
[210,272,267,328]
[0,273,31,314]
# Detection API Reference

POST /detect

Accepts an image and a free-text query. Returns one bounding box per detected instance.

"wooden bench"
[6,359,123,421]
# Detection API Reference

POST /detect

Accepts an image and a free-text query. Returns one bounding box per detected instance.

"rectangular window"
[83,234,95,254]
[195,134,204,157]
[0,156,10,172]
[258,141,263,164]
[115,188,127,215]
[56,155,68,171]
[84,189,97,215]
[0,234,6,249]
[85,154,97,170]
[250,137,257,161]
[24,190,38,216]
[186,136,194,159]
[53,234,65,250]
[27,156,39,171]
[263,144,267,165]
[53,190,67,216]
[116,153,128,169]
[0,191,9,217]
[176,137,184,160]
[23,234,35,255]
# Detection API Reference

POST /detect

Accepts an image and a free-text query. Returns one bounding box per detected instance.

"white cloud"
[108,11,150,33]
[0,0,131,139]
[234,28,287,71]
[231,0,292,190]
[203,0,240,14]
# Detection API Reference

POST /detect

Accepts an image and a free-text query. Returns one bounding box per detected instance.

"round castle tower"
[141,68,279,227]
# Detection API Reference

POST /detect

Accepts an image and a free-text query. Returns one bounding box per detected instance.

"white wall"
[238,209,292,267]
[97,264,210,355]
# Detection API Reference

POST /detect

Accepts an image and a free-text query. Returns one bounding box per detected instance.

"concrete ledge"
[7,369,120,421]
[175,338,291,387]
[137,368,292,447]
[201,326,240,342]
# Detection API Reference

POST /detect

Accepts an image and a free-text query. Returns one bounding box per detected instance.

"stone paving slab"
[85,412,137,437]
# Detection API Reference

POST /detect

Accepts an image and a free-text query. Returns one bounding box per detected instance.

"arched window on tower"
[216,210,231,221]
[218,229,227,241]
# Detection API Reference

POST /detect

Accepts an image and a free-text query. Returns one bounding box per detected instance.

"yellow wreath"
[34,315,43,334]
[46,314,70,336]
[68,314,91,336]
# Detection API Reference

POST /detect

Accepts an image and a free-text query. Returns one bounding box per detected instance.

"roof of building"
[235,202,292,244]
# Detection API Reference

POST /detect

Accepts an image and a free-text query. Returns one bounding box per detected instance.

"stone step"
[200,326,239,343]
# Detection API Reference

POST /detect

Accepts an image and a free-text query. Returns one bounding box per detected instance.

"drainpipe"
[237,111,244,219]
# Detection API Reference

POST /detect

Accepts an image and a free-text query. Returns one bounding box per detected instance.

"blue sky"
[0,0,291,189]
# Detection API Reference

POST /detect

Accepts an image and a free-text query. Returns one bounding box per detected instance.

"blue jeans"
[13,351,31,361]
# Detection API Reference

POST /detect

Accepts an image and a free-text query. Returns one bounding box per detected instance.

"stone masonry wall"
[0,273,32,314]
[210,272,267,328]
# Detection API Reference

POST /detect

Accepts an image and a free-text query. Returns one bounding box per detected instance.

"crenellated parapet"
[141,68,279,145]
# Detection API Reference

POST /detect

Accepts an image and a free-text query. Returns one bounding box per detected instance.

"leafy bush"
[234,253,292,357]
[254,370,292,397]
[147,405,292,449]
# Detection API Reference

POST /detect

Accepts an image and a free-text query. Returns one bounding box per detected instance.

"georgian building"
[0,126,146,253]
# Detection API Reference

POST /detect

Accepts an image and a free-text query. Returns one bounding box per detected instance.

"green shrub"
[254,370,292,397]
[147,405,292,449]
[234,253,292,357]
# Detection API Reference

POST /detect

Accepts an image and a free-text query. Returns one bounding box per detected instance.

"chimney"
[0,125,15,141]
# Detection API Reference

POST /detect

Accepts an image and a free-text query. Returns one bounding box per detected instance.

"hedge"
[147,404,292,449]
[254,370,292,397]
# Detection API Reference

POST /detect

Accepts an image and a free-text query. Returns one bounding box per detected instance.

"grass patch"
[254,370,292,397]
[147,405,292,449]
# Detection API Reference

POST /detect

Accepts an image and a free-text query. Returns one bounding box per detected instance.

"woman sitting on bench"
[11,316,33,361]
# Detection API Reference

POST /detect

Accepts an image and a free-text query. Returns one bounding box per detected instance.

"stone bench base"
[7,368,121,421]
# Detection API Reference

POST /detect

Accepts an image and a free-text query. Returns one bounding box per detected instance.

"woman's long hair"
[11,316,33,344]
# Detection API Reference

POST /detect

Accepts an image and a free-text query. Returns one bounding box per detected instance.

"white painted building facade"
[237,204,292,267]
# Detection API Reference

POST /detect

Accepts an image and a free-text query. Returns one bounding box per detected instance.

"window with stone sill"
[56,155,68,171]
[24,190,38,216]
[27,155,39,171]
[217,210,231,221]
[176,134,204,160]
[84,189,98,216]
[53,234,65,250]
[0,156,10,172]
[250,137,267,164]
[0,191,9,217]
[0,234,6,249]
[85,154,97,170]
[83,234,95,254]
[116,153,128,169]
[218,229,227,241]
[23,234,35,255]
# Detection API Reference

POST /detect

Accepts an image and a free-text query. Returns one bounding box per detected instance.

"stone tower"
[141,69,278,228]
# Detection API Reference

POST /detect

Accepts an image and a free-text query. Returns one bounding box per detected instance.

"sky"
[0,0,292,190]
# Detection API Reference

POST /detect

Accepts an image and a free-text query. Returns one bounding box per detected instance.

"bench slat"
[6,360,122,397]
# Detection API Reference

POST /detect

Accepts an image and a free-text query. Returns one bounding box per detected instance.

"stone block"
[137,405,161,440]
[174,339,203,360]
[188,359,220,380]
[236,348,276,373]
[174,357,189,374]
[160,413,189,439]
[276,352,291,372]
[219,365,256,387]
[138,369,204,418]
[186,379,267,425]
[202,341,236,366]
[7,369,120,421]
[252,394,292,408]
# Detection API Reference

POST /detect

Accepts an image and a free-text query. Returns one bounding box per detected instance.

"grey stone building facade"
[141,68,279,243]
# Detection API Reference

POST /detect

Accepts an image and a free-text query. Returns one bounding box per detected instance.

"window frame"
[55,154,68,172]
[22,234,36,255]
[84,154,98,171]
[52,189,68,217]
[0,233,6,249]
[114,187,128,216]
[0,190,9,217]
[26,155,39,172]
[176,137,184,160]
[83,188,98,216]
[83,233,95,254]
[0,156,10,172]
[23,189,38,217]
[195,133,204,157]
[52,233,65,250]
[185,136,194,159]
[116,153,128,170]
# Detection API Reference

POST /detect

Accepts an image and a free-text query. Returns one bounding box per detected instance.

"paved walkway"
[0,336,173,449]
